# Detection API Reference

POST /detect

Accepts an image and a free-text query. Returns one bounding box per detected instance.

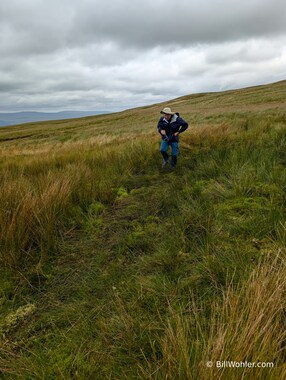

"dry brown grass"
[147,252,286,380]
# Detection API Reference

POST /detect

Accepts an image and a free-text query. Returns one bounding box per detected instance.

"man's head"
[163,113,172,121]
[160,107,174,121]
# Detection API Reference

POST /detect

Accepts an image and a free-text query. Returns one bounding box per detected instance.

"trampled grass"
[0,80,285,379]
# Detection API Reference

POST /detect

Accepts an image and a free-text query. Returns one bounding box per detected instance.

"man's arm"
[157,118,166,136]
[177,117,188,134]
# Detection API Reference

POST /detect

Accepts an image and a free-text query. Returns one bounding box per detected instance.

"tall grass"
[0,81,285,378]
[142,252,286,380]
[0,138,156,269]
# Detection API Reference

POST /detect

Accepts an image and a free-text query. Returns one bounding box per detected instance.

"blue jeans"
[160,140,179,163]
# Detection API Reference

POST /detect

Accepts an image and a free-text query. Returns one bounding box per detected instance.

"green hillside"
[0,81,286,379]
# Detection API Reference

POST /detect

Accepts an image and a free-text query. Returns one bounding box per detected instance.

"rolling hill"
[0,80,285,379]
[0,111,110,127]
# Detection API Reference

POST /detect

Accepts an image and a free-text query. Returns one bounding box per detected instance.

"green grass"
[0,80,286,379]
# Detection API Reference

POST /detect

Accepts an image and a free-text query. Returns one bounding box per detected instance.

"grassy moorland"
[0,80,286,379]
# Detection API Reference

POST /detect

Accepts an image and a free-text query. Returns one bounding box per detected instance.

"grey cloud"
[0,0,74,56]
[70,0,286,48]
[1,0,286,58]
[0,0,285,113]
[205,40,282,65]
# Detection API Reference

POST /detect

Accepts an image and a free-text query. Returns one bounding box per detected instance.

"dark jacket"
[157,114,188,143]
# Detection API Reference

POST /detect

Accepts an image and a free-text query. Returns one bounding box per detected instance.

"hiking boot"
[171,155,177,165]
[170,155,177,170]
[162,159,169,168]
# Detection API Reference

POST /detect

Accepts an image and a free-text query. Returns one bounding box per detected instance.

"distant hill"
[0,110,110,127]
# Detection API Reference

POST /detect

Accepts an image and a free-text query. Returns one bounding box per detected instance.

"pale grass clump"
[0,175,37,265]
[187,123,230,148]
[59,134,118,152]
[0,303,36,338]
[145,253,286,380]
[202,252,286,379]
[0,168,77,268]
[0,144,55,158]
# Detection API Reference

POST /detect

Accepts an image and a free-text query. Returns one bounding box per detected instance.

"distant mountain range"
[0,111,110,127]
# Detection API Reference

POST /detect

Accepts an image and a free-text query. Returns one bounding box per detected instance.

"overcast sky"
[0,0,285,112]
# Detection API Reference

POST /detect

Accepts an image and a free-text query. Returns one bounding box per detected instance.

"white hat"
[160,107,175,115]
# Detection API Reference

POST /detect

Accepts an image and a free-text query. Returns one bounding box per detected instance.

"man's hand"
[163,135,169,142]
[174,132,179,136]
[161,129,166,135]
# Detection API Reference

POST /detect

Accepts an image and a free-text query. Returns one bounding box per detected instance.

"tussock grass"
[0,139,156,269]
[142,253,286,380]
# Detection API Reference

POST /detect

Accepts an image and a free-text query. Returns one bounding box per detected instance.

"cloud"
[68,0,286,48]
[2,0,285,54]
[0,0,285,112]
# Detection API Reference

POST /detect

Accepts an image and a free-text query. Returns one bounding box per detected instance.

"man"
[157,107,188,170]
